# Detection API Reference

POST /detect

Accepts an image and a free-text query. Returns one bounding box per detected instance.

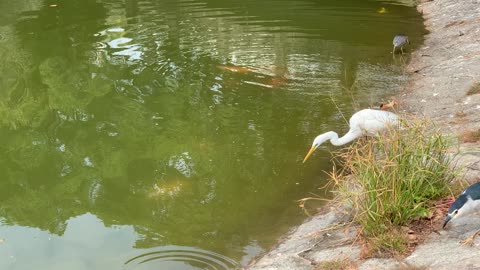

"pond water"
[0,0,424,269]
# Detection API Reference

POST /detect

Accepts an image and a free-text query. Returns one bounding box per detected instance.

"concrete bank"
[245,0,480,269]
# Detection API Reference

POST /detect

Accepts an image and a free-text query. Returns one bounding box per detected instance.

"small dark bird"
[443,182,480,245]
[392,34,410,54]
[443,182,480,228]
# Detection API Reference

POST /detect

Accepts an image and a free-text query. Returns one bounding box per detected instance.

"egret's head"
[302,144,317,163]
[443,194,468,228]
[302,136,324,163]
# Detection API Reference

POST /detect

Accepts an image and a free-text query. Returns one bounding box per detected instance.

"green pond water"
[0,0,424,269]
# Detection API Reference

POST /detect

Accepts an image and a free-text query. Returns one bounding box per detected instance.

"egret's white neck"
[315,130,360,146]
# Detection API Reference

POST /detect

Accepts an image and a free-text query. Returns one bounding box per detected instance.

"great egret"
[302,109,398,163]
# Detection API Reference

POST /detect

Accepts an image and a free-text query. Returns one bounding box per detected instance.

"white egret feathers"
[303,109,398,163]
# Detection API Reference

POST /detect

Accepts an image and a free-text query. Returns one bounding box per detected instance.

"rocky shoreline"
[245,0,480,269]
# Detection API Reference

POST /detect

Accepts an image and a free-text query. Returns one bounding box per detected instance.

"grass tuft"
[460,128,480,143]
[466,82,480,96]
[315,258,356,270]
[365,229,408,257]
[330,117,454,253]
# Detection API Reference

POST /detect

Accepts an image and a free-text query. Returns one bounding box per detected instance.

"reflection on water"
[0,213,239,270]
[0,0,425,268]
[0,214,137,270]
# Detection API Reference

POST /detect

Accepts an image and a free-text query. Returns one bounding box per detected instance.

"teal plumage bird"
[443,182,480,245]
[392,34,410,54]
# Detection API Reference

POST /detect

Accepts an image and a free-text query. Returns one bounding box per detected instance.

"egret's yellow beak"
[302,146,316,163]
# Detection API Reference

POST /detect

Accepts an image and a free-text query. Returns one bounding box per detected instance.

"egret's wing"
[351,110,398,136]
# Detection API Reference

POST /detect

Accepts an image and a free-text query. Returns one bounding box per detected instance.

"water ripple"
[123,246,239,270]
